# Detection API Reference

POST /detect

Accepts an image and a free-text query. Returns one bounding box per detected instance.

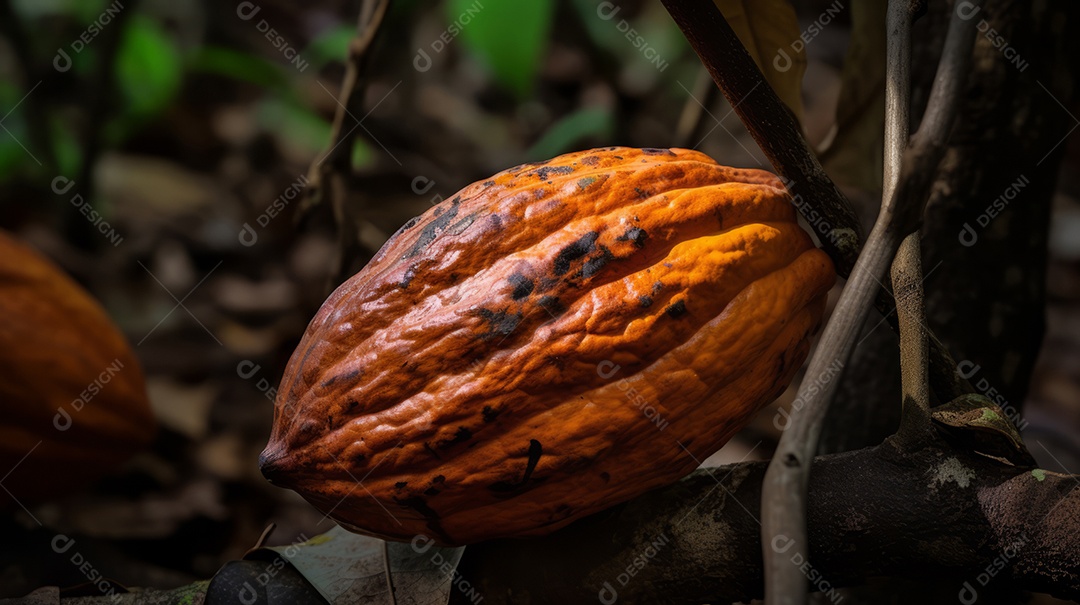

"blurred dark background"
[0,0,1077,598]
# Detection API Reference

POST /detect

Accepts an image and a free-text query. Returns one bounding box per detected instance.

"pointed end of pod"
[259,445,292,486]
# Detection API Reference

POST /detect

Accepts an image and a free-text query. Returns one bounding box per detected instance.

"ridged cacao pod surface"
[0,231,154,505]
[261,147,835,544]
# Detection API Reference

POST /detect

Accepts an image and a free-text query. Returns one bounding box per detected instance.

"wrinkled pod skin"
[261,147,835,545]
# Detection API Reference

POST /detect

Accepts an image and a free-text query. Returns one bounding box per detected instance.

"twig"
[300,0,391,288]
[660,0,861,273]
[760,2,982,603]
[660,0,970,406]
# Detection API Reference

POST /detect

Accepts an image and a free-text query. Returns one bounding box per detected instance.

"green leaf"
[188,46,290,94]
[304,25,357,70]
[256,99,330,157]
[527,107,614,160]
[247,526,468,604]
[115,15,183,119]
[448,0,553,97]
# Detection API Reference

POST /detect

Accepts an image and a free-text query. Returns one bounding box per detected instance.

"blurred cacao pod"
[0,231,155,505]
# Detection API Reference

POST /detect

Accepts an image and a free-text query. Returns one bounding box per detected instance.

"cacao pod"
[0,231,154,505]
[261,147,834,545]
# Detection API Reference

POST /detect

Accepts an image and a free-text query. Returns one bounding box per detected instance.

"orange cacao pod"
[0,231,154,505]
[261,147,834,544]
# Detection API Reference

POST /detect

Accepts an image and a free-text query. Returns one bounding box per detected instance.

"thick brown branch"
[454,439,1080,604]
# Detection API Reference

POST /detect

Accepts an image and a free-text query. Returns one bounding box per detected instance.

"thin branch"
[300,0,391,288]
[660,0,971,409]
[761,2,982,603]
[660,0,862,273]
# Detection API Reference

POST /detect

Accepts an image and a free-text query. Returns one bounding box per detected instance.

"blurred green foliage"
[448,0,554,98]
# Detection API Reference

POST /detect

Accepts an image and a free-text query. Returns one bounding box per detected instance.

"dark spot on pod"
[537,277,559,293]
[508,273,535,300]
[537,295,565,316]
[616,226,648,249]
[489,439,543,492]
[535,165,574,181]
[395,481,408,489]
[449,273,460,284]
[489,214,503,230]
[577,176,597,190]
[434,207,443,217]
[665,299,688,318]
[405,197,461,259]
[320,368,363,389]
[634,187,651,199]
[399,263,419,289]
[553,231,600,275]
[641,147,675,156]
[483,180,496,187]
[652,281,664,294]
[475,308,523,339]
[446,213,477,236]
[440,426,473,448]
[425,487,440,496]
[354,452,366,465]
[482,406,501,423]
[577,245,614,279]
[433,475,445,483]
[600,472,611,483]
[327,414,334,428]
[638,295,653,308]
[423,442,442,460]
[346,400,359,412]
[581,155,600,166]
[398,216,420,233]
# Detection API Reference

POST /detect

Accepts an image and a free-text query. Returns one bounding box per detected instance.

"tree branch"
[455,437,1080,604]
[299,0,390,288]
[660,0,861,272]
[660,0,971,412]
[760,2,982,602]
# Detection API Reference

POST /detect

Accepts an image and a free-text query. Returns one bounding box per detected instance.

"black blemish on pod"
[508,273,535,300]
[405,197,462,259]
[439,426,473,448]
[489,439,543,492]
[652,281,664,294]
[475,308,523,339]
[482,406,501,423]
[638,295,653,308]
[665,299,688,318]
[399,263,419,289]
[395,481,408,489]
[616,226,648,249]
[483,180,496,187]
[641,147,675,156]
[578,246,614,279]
[580,155,600,166]
[535,165,574,181]
[553,231,600,275]
[537,295,565,316]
